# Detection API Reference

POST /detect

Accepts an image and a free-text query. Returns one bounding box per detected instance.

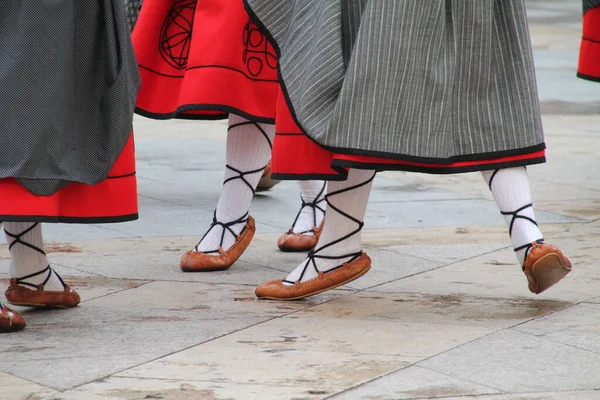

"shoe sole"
[6,301,75,309]
[530,253,572,294]
[0,327,25,333]
[180,265,232,272]
[256,178,280,192]
[257,264,371,301]
[277,245,317,253]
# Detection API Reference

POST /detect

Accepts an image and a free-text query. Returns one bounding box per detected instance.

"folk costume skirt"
[0,0,140,222]
[245,0,548,180]
[579,0,600,81]
[133,0,279,122]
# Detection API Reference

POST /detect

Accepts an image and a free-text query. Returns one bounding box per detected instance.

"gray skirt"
[0,0,140,195]
[245,0,546,168]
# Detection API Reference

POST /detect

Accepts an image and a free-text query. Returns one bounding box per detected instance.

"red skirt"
[271,92,546,180]
[0,136,138,223]
[133,0,279,122]
[578,5,600,82]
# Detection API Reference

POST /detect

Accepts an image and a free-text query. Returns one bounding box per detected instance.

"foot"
[278,183,326,252]
[522,241,572,294]
[255,252,371,300]
[181,216,256,272]
[5,267,80,308]
[262,170,374,299]
[277,221,324,252]
[0,302,26,333]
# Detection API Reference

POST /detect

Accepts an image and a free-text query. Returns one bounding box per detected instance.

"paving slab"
[34,224,138,242]
[54,377,324,400]
[381,242,511,265]
[328,365,501,400]
[360,224,570,248]
[536,199,600,221]
[419,330,600,392]
[116,348,417,394]
[371,233,599,303]
[341,248,441,290]
[40,245,309,287]
[369,259,594,303]
[366,199,582,230]
[537,69,600,104]
[289,291,569,332]
[514,302,600,355]
[0,281,330,390]
[113,290,551,392]
[0,371,57,400]
[379,167,600,206]
[135,137,225,171]
[427,391,600,400]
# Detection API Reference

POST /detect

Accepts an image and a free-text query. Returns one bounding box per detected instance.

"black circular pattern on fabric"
[160,0,197,70]
[242,18,277,77]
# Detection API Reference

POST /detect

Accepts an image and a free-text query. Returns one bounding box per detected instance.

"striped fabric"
[246,0,545,162]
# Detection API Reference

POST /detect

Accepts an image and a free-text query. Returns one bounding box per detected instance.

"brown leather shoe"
[255,252,371,300]
[523,242,572,294]
[256,161,280,192]
[277,221,324,252]
[0,303,26,333]
[180,216,256,272]
[5,279,80,308]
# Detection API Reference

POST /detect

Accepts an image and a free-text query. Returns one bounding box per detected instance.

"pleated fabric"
[0,0,139,222]
[133,0,279,123]
[245,0,548,179]
[579,0,600,82]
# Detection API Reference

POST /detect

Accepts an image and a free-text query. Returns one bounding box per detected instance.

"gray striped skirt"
[245,0,546,174]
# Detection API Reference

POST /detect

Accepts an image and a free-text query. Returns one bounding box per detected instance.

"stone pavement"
[1,1,600,399]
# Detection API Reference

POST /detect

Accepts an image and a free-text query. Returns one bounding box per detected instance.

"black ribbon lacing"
[195,120,272,253]
[4,222,66,290]
[283,173,375,284]
[288,182,327,234]
[488,169,544,269]
[194,210,250,254]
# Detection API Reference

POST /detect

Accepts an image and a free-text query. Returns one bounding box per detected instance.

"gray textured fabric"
[125,0,143,30]
[584,0,600,13]
[0,0,140,195]
[247,0,544,161]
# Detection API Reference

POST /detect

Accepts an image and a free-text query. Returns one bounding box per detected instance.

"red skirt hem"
[272,94,547,180]
[0,135,138,223]
[578,7,600,81]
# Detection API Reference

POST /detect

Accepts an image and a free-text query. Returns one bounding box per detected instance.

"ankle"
[516,239,545,265]
[196,212,251,253]
[12,266,66,292]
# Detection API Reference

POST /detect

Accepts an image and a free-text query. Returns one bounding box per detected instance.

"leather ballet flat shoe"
[277,221,324,252]
[255,252,371,300]
[5,278,80,309]
[522,241,572,294]
[0,303,26,333]
[181,216,256,272]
